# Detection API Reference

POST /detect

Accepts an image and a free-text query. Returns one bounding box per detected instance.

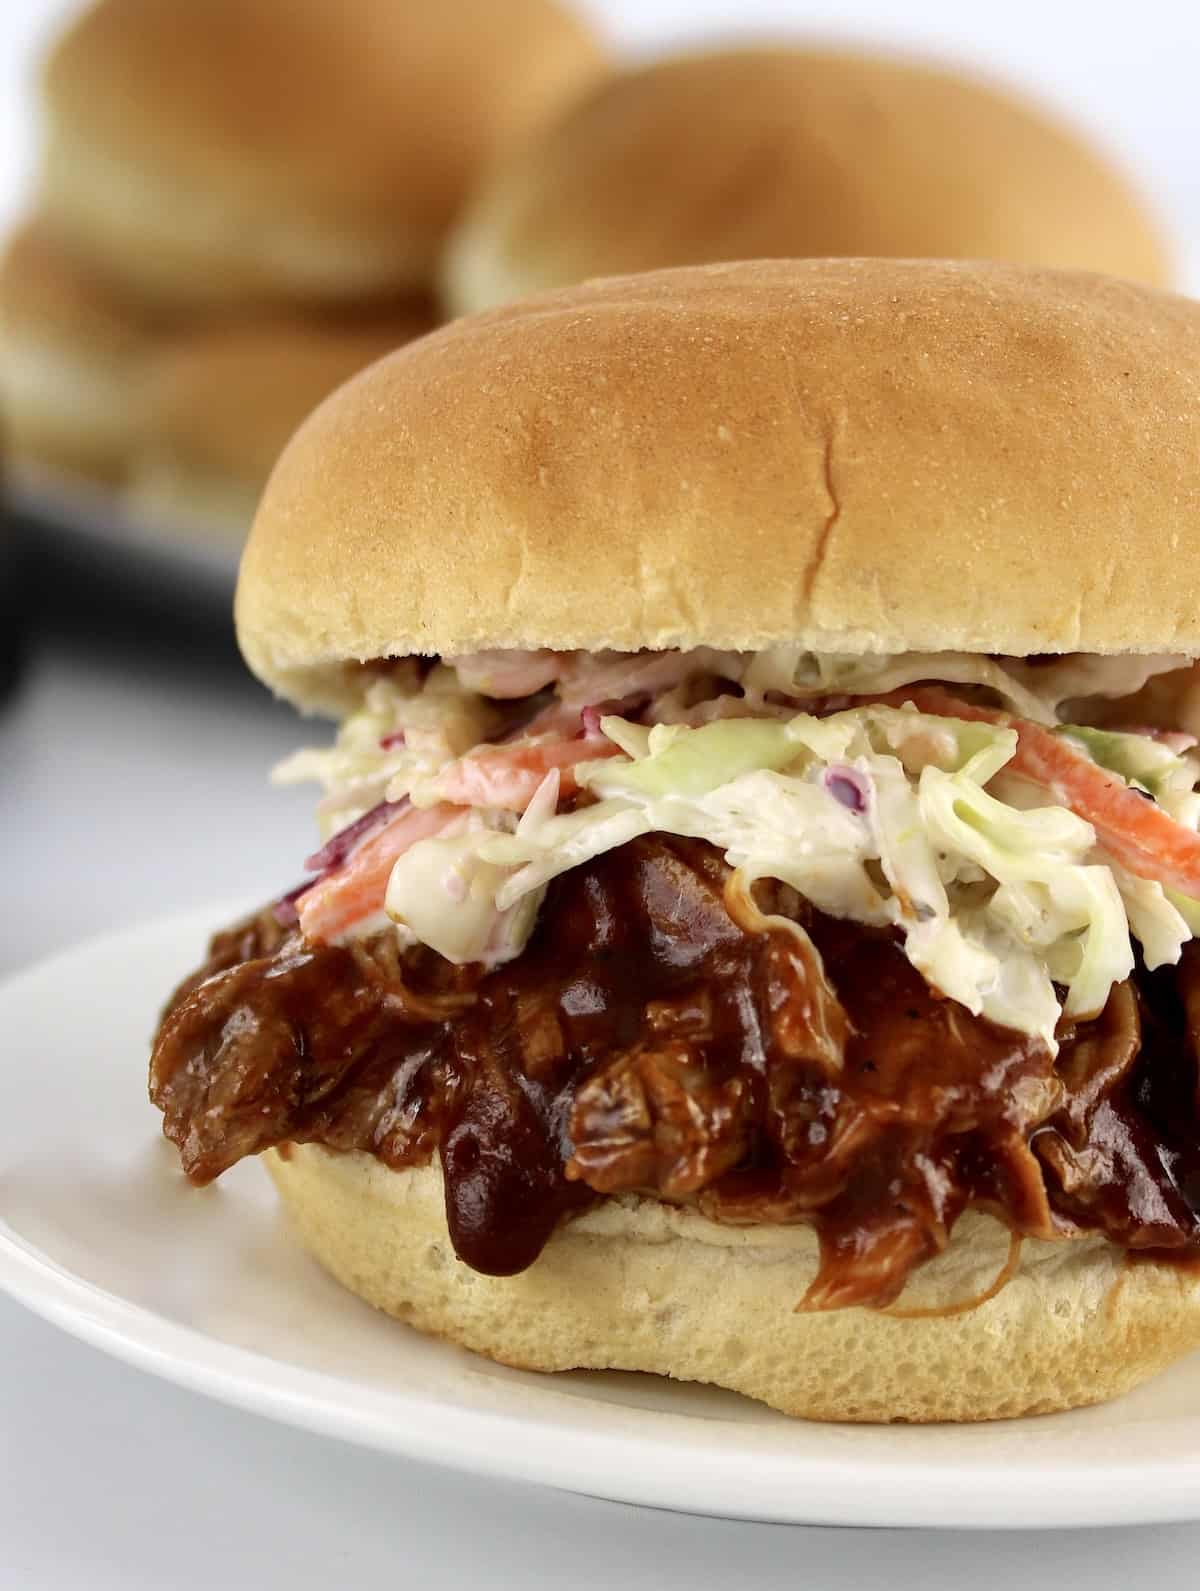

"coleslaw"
[274,646,1200,1051]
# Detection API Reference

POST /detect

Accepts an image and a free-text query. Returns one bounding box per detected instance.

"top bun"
[444,47,1169,316]
[238,259,1200,713]
[40,0,607,310]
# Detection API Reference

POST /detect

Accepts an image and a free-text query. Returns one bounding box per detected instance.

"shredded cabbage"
[383,827,545,965]
[919,764,1132,1021]
[1110,865,1192,970]
[273,669,498,837]
[376,705,1177,1047]
[588,718,808,798]
[1167,888,1200,937]
[277,650,1200,1042]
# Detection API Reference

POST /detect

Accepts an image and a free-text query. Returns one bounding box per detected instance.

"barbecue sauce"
[150,837,1200,1305]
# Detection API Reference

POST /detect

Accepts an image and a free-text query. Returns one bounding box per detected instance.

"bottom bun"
[264,1144,1200,1423]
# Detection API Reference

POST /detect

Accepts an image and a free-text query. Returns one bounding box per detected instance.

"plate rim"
[4,909,1200,1530]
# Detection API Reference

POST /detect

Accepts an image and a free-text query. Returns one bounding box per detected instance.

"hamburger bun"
[40,0,608,310]
[0,217,166,483]
[126,305,435,538]
[443,47,1169,316]
[265,1145,1200,1422]
[238,257,1200,714]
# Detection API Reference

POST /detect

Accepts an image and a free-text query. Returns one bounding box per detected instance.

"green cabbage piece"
[1165,887,1200,937]
[918,767,1132,1023]
[1056,725,1200,828]
[580,705,1014,801]
[1057,725,1183,796]
[584,717,808,799]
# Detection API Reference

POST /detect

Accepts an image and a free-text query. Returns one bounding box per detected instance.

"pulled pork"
[150,837,1200,1307]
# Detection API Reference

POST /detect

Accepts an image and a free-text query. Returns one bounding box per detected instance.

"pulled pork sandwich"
[152,259,1200,1422]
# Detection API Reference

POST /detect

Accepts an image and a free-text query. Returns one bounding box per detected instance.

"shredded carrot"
[298,735,622,942]
[298,802,464,944]
[429,735,621,811]
[894,686,1200,899]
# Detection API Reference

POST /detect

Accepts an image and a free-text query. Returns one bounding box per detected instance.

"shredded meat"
[149,837,1200,1306]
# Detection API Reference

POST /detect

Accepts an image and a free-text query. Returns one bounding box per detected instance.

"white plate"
[3,908,1200,1529]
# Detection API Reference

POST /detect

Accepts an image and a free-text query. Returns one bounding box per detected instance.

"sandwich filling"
[151,647,1200,1307]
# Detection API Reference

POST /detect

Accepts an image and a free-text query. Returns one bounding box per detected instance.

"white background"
[5,2,1200,1585]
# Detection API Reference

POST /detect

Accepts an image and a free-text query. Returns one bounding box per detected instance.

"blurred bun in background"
[0,0,607,542]
[125,307,436,539]
[39,0,608,310]
[445,45,1170,315]
[0,218,167,484]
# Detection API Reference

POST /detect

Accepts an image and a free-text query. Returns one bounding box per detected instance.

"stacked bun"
[126,309,436,537]
[39,0,606,310]
[445,46,1169,315]
[0,0,605,535]
[0,219,165,483]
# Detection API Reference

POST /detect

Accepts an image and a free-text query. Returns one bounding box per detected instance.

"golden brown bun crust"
[0,218,165,352]
[444,47,1169,315]
[0,219,166,481]
[238,259,1200,712]
[126,306,436,535]
[40,0,607,307]
[265,1146,1200,1422]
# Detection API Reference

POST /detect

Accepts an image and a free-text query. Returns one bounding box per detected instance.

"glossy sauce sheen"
[150,837,1200,1307]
